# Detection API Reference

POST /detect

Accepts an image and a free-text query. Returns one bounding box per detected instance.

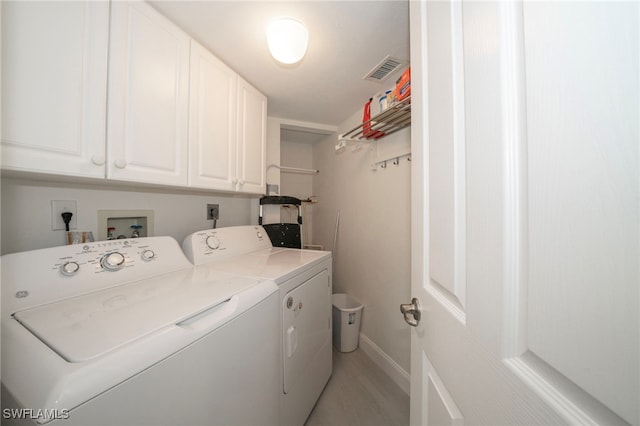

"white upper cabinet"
[107,1,190,186]
[189,42,267,194]
[2,1,267,193]
[236,79,267,194]
[1,1,109,178]
[188,41,238,192]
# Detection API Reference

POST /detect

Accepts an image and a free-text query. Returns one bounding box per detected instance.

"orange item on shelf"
[363,98,384,139]
[395,67,411,101]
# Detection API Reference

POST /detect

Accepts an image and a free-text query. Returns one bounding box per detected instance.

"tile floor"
[305,347,410,426]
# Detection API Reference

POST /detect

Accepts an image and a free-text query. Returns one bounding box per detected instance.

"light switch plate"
[52,200,77,230]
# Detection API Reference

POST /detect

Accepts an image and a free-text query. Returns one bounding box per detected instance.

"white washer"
[1,237,280,425]
[183,225,333,426]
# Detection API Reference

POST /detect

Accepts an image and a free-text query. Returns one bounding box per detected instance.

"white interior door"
[408,1,638,425]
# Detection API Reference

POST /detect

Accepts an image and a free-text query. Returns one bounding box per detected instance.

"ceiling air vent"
[363,55,405,83]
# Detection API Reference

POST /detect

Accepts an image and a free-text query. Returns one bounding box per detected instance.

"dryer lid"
[12,269,260,362]
[213,247,331,283]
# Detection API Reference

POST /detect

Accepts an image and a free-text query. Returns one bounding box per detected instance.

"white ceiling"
[148,1,410,127]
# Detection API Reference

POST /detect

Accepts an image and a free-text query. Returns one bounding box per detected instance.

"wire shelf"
[338,96,411,142]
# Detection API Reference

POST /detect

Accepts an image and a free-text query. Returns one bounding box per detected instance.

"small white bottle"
[379,90,392,111]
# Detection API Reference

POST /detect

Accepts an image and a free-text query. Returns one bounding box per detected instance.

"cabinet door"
[1,1,109,178]
[188,41,237,191]
[107,2,189,186]
[236,78,267,194]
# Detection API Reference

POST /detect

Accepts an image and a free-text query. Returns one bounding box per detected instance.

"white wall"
[280,139,317,246]
[311,110,412,383]
[1,177,257,254]
[266,117,281,194]
[280,139,314,201]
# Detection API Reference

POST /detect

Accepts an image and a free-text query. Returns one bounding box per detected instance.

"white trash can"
[331,293,363,352]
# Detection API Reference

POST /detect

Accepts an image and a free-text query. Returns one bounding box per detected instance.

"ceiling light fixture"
[266,17,308,65]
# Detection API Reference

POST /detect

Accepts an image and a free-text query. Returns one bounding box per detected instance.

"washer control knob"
[141,249,155,261]
[257,231,263,239]
[60,261,80,276]
[206,236,220,250]
[101,252,126,271]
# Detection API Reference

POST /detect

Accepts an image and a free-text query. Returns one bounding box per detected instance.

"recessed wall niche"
[97,210,155,241]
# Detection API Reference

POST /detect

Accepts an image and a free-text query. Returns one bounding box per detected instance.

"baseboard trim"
[358,333,410,395]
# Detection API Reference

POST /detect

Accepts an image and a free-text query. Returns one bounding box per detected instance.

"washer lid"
[12,269,260,362]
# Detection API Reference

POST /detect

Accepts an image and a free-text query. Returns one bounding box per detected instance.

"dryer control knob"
[60,261,80,276]
[206,236,220,250]
[101,252,126,271]
[141,249,155,261]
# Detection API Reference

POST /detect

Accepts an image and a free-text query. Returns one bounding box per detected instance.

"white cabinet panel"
[1,1,109,178]
[188,46,267,194]
[107,1,189,186]
[236,78,267,194]
[188,41,237,191]
[2,1,266,195]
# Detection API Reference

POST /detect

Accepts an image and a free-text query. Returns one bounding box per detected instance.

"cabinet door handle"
[114,159,127,169]
[92,155,105,166]
[400,298,421,327]
[232,178,239,185]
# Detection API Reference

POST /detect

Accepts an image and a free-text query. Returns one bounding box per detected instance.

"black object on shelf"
[259,196,302,249]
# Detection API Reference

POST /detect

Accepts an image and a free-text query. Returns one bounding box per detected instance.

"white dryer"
[183,225,333,426]
[1,237,280,425]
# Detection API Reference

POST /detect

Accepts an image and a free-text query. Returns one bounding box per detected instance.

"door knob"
[400,297,421,327]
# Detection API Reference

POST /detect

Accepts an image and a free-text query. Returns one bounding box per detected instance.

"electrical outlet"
[52,200,77,230]
[207,204,219,220]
